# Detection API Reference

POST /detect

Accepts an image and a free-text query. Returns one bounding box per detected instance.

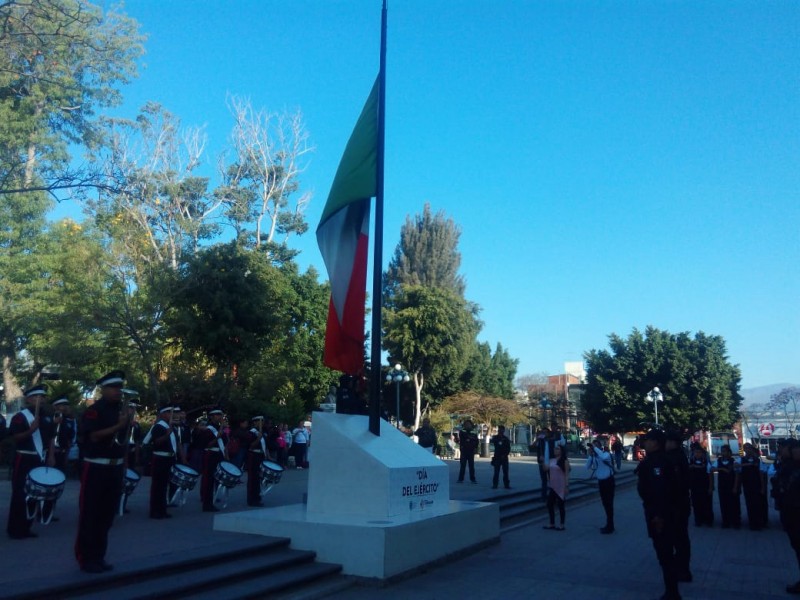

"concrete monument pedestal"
[214,413,499,579]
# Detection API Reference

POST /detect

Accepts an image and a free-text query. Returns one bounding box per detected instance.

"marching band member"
[198,407,227,512]
[51,395,75,473]
[6,385,47,539]
[126,398,142,472]
[166,404,189,506]
[247,416,267,507]
[146,405,177,519]
[75,370,128,574]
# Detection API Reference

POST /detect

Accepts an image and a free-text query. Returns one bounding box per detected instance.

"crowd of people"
[3,371,312,574]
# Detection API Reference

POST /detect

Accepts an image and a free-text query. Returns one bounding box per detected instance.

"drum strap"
[207,425,226,453]
[250,428,267,455]
[142,420,178,454]
[22,409,44,461]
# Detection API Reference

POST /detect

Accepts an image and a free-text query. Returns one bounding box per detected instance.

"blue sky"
[54,1,799,389]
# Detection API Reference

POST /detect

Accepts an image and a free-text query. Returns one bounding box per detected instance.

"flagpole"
[368,0,388,436]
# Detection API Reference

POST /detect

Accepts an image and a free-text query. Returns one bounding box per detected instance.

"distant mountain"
[741,383,798,407]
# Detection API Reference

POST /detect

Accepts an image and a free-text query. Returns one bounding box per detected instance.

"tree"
[768,387,800,438]
[383,202,466,304]
[0,0,143,197]
[440,391,528,430]
[460,341,519,399]
[216,97,313,263]
[383,285,479,431]
[583,326,742,433]
[0,0,142,398]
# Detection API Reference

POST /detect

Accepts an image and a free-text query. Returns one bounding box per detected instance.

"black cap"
[51,395,69,407]
[97,370,125,387]
[643,429,666,444]
[24,384,48,398]
[665,430,684,443]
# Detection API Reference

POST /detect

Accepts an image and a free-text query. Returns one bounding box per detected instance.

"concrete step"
[71,547,320,600]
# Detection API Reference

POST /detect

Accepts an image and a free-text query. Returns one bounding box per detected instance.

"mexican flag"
[316,78,379,374]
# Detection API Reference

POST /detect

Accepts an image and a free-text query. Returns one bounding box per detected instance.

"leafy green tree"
[0,0,143,197]
[583,326,742,433]
[461,341,519,399]
[383,285,479,430]
[383,202,466,304]
[0,0,142,398]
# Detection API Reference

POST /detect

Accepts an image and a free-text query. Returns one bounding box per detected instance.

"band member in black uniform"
[637,429,682,600]
[147,405,176,519]
[740,442,767,530]
[776,440,800,594]
[126,398,142,472]
[6,385,47,539]
[687,444,714,526]
[166,404,188,505]
[51,395,75,473]
[247,416,267,506]
[665,430,692,582]
[74,370,128,574]
[714,444,741,528]
[199,408,227,512]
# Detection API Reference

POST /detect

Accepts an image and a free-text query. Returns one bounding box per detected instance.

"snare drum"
[123,468,141,495]
[25,467,66,502]
[213,461,242,488]
[259,460,284,485]
[170,464,200,491]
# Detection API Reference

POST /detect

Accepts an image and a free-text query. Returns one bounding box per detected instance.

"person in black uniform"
[6,385,47,539]
[491,425,511,489]
[199,408,227,512]
[166,404,188,505]
[51,395,75,473]
[247,416,266,506]
[665,430,692,582]
[740,442,767,530]
[687,444,714,526]
[75,370,129,573]
[637,429,682,600]
[776,440,800,594]
[714,444,741,528]
[455,420,479,484]
[147,405,176,519]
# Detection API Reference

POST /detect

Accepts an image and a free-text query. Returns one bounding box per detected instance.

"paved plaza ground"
[0,456,796,599]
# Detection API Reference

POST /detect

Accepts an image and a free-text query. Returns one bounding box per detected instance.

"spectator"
[542,444,570,530]
[292,420,309,469]
[612,436,624,470]
[586,436,616,534]
[414,418,437,453]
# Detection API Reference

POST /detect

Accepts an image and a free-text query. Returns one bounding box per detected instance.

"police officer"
[687,443,714,526]
[490,425,511,489]
[714,444,741,528]
[198,408,227,512]
[637,429,683,600]
[740,442,767,530]
[146,405,176,519]
[776,440,800,594]
[456,420,479,484]
[247,416,267,507]
[75,370,129,573]
[665,430,692,582]
[6,385,47,539]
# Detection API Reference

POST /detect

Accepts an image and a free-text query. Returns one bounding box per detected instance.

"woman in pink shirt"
[543,444,570,530]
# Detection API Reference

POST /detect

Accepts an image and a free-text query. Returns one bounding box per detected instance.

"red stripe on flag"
[323,228,369,374]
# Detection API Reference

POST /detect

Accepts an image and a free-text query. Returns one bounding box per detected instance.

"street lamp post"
[386,364,410,429]
[647,386,664,427]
